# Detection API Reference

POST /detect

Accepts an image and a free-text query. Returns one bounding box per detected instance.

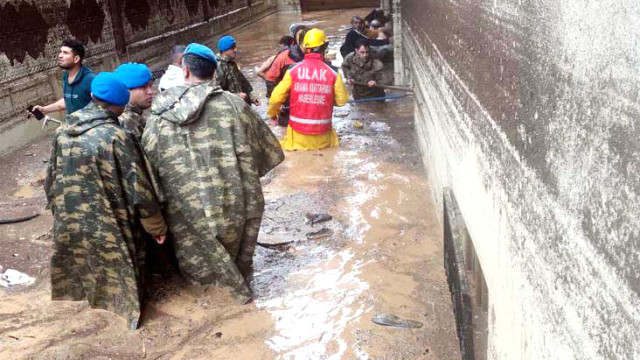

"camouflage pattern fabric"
[118,106,166,204]
[215,54,254,104]
[44,101,162,330]
[119,104,145,141]
[341,52,387,100]
[141,82,284,296]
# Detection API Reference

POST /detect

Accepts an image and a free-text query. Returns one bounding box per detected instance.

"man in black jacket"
[340,16,390,58]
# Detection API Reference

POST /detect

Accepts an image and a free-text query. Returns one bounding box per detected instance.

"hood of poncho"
[63,101,119,136]
[150,82,224,126]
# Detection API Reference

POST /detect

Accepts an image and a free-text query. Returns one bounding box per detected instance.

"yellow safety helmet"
[303,28,328,49]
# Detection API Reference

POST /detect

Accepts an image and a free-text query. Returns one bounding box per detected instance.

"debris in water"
[353,121,364,129]
[334,111,350,118]
[0,213,40,225]
[306,227,333,240]
[257,240,294,248]
[369,121,390,132]
[0,269,35,287]
[305,213,333,226]
[371,313,423,329]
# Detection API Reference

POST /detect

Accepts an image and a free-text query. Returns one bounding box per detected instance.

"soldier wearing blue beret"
[141,43,284,296]
[115,63,154,141]
[214,35,258,106]
[45,72,167,330]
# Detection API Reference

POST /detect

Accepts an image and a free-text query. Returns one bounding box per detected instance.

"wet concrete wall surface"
[400,0,640,358]
[0,0,277,153]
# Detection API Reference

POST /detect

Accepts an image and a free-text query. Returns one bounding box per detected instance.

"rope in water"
[279,94,411,110]
[347,94,410,103]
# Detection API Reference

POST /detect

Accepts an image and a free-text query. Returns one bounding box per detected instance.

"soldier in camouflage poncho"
[142,44,284,296]
[215,35,257,105]
[115,63,155,142]
[44,73,167,329]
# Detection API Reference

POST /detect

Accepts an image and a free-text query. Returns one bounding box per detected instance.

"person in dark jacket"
[339,16,389,58]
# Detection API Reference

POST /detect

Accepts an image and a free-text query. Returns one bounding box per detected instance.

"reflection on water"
[259,250,370,359]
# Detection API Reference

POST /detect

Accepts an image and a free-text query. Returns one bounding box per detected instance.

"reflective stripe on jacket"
[268,53,349,135]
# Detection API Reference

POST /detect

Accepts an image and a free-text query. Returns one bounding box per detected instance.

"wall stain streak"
[67,0,105,45]
[125,0,151,31]
[185,0,201,17]
[157,0,176,24]
[0,2,49,65]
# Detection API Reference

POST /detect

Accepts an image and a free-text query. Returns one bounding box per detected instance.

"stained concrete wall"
[0,0,277,154]
[398,0,640,359]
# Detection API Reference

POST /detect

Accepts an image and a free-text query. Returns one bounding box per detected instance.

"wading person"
[158,45,186,92]
[341,40,386,100]
[268,28,349,151]
[114,63,154,141]
[45,73,167,330]
[31,39,95,116]
[215,35,258,105]
[142,44,284,294]
[339,16,389,58]
[115,63,172,278]
[261,26,309,126]
[257,35,295,97]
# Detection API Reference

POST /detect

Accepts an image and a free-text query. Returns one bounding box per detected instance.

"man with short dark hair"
[32,39,95,116]
[142,43,284,294]
[45,72,167,330]
[158,45,186,92]
[342,40,387,100]
[215,35,258,105]
[339,16,389,58]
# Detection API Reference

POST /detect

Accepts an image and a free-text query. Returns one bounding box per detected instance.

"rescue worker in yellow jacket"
[268,28,349,151]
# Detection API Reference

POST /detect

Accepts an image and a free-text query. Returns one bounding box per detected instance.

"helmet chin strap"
[310,42,329,55]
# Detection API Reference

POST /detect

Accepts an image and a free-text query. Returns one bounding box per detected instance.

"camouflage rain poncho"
[119,104,145,141]
[44,101,162,329]
[141,82,284,295]
[215,54,254,105]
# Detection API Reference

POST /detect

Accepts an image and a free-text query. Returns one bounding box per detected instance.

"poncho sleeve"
[115,130,163,219]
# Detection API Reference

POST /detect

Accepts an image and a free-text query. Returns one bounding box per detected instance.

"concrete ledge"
[443,188,475,360]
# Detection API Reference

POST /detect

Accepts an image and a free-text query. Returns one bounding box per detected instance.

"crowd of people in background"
[28,8,394,329]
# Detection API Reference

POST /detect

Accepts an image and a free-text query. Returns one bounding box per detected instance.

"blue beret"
[184,43,217,65]
[217,35,237,52]
[114,62,152,89]
[91,72,129,106]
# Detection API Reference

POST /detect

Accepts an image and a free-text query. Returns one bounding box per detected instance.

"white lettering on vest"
[297,67,328,82]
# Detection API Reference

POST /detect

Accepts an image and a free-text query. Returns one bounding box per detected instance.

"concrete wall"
[0,0,277,154]
[399,0,640,359]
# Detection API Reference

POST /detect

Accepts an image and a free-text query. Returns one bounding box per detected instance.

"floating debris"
[306,227,333,240]
[371,313,423,328]
[305,213,333,226]
[353,121,364,129]
[0,213,40,225]
[369,121,390,132]
[0,269,35,287]
[257,240,294,248]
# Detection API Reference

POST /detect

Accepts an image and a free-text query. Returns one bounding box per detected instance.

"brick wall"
[0,0,277,153]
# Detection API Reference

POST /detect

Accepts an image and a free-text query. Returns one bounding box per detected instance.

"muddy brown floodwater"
[0,9,460,360]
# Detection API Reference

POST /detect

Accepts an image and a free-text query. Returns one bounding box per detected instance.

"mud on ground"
[0,9,460,360]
